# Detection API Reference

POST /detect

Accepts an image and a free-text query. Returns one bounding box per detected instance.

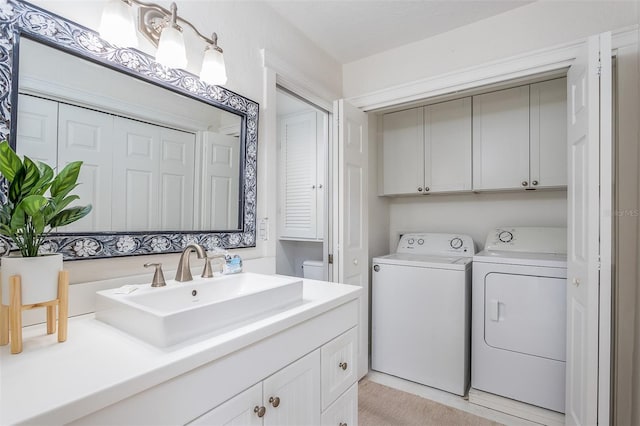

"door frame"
[262,49,337,280]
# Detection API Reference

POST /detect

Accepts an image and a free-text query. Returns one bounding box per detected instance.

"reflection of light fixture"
[99,0,227,85]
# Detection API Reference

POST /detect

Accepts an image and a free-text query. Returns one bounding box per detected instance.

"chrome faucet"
[175,244,207,282]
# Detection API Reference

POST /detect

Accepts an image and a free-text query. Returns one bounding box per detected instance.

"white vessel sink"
[95,272,303,347]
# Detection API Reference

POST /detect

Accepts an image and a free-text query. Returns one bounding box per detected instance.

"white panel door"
[188,383,262,426]
[424,97,472,192]
[262,350,320,426]
[565,32,611,426]
[158,127,196,231]
[112,117,160,231]
[530,78,568,188]
[334,99,368,379]
[58,103,114,232]
[472,86,530,190]
[279,111,318,239]
[16,94,58,165]
[202,132,240,230]
[381,107,423,195]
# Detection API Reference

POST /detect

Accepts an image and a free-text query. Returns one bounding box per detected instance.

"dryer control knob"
[450,238,463,249]
[498,231,514,243]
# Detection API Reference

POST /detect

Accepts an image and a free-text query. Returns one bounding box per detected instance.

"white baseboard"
[468,388,565,426]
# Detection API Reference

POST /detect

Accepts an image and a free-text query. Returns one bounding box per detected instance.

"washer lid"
[473,250,567,268]
[373,253,472,270]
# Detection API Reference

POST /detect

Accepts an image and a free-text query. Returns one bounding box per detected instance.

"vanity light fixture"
[99,0,227,85]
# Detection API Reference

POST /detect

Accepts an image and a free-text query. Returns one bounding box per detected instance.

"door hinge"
[328,254,334,264]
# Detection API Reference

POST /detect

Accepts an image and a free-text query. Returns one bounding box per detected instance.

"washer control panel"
[484,227,567,254]
[396,233,475,256]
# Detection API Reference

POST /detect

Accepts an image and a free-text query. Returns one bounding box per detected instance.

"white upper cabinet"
[529,78,567,188]
[381,107,424,195]
[425,98,472,192]
[472,85,530,191]
[473,78,567,191]
[381,98,472,195]
[279,111,325,241]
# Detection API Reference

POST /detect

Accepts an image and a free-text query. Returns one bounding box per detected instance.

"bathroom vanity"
[0,276,361,425]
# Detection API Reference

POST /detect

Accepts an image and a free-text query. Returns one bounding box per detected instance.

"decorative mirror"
[0,0,259,260]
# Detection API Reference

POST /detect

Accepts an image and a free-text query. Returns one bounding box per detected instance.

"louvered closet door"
[279,111,318,239]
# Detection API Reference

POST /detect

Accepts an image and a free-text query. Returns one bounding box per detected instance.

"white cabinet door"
[263,350,321,426]
[16,94,58,165]
[530,78,567,189]
[473,86,530,190]
[424,98,472,193]
[279,111,319,240]
[189,383,262,426]
[381,107,424,195]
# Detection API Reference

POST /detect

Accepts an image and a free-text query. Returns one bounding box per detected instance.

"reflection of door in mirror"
[17,37,243,233]
[17,94,197,232]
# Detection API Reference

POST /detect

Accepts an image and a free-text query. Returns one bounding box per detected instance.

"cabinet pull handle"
[417,187,423,192]
[312,185,316,189]
[532,180,539,186]
[339,362,348,371]
[521,181,528,187]
[318,184,323,189]
[424,186,430,192]
[254,406,266,417]
[269,396,281,407]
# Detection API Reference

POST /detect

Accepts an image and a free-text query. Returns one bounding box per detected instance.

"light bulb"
[99,0,137,48]
[200,47,227,85]
[155,25,188,69]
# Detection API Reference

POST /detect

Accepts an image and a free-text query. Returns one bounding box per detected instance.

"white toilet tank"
[302,260,324,280]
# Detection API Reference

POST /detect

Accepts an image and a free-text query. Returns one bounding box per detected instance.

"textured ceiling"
[264,0,535,64]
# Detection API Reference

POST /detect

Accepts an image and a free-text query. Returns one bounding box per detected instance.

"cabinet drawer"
[321,382,358,426]
[321,327,358,410]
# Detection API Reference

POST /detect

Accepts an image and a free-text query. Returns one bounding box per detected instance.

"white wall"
[343,0,639,99]
[387,191,567,251]
[24,1,342,284]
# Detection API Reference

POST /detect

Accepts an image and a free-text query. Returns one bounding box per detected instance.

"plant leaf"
[8,166,25,203]
[20,156,42,197]
[18,194,47,217]
[48,205,92,228]
[32,161,54,194]
[0,141,22,182]
[51,161,82,198]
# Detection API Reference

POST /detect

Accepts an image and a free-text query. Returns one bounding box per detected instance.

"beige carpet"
[358,379,503,426]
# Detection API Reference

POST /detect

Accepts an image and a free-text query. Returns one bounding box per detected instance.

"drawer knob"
[339,423,348,426]
[417,187,423,192]
[254,406,266,418]
[339,362,348,371]
[269,396,280,407]
[521,181,528,187]
[532,180,539,186]
[424,187,430,192]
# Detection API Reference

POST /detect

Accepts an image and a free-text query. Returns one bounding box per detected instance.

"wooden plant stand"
[0,271,69,354]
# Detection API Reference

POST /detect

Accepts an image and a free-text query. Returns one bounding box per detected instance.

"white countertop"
[0,279,361,425]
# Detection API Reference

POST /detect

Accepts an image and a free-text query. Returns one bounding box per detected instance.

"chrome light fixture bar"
[100,0,227,85]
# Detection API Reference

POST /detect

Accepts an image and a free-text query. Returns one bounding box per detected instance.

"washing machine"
[372,232,475,396]
[472,227,567,413]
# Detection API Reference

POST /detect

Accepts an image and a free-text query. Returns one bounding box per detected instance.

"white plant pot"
[1,253,63,305]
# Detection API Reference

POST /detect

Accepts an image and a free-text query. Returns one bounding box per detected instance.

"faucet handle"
[201,257,214,278]
[144,262,167,287]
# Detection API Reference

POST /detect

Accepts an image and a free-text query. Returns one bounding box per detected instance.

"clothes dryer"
[472,227,567,413]
[372,233,475,396]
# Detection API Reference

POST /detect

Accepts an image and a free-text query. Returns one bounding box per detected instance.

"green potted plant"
[0,140,91,305]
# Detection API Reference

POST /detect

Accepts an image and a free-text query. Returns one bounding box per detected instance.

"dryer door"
[484,272,566,361]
